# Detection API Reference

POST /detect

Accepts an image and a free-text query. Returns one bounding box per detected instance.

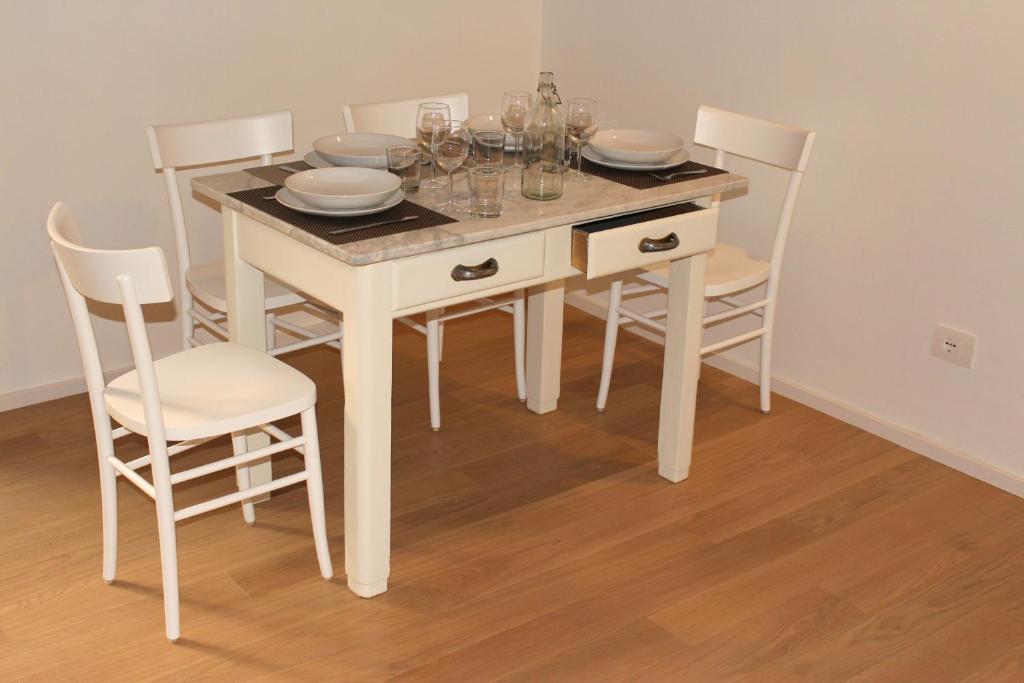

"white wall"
[0,0,542,406]
[544,1,1023,481]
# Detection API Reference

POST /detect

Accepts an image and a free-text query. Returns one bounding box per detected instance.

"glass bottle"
[521,71,565,201]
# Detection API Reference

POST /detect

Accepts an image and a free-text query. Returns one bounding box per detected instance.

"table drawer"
[391,231,546,310]
[571,203,719,279]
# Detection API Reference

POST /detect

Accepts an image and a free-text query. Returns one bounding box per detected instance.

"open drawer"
[571,203,719,279]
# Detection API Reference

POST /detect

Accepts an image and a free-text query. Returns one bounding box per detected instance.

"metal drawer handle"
[638,232,680,253]
[451,257,499,281]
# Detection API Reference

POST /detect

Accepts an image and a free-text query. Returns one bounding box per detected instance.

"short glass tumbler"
[473,130,506,167]
[386,145,421,191]
[467,166,505,218]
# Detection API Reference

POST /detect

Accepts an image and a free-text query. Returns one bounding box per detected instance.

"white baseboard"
[0,365,133,413]
[565,292,1024,499]
[702,354,1024,498]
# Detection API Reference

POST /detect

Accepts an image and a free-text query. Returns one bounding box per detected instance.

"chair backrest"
[146,110,293,304]
[693,105,815,289]
[342,93,470,137]
[695,106,813,172]
[49,202,173,444]
[49,203,174,306]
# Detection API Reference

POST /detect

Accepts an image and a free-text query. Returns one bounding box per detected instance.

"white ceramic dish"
[304,151,333,169]
[582,145,690,171]
[588,129,685,164]
[465,113,504,133]
[284,167,402,210]
[312,132,412,168]
[275,187,405,217]
[464,113,516,149]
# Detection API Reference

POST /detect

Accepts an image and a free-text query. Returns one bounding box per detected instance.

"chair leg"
[513,290,527,403]
[426,311,442,431]
[758,302,774,414]
[265,312,276,351]
[150,469,180,641]
[596,280,623,412]
[97,437,118,583]
[300,408,333,579]
[231,433,256,524]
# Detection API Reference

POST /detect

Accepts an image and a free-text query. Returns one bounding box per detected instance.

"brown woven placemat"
[227,186,457,245]
[580,158,728,190]
[244,161,315,187]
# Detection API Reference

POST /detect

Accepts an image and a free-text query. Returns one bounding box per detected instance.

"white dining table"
[192,159,748,597]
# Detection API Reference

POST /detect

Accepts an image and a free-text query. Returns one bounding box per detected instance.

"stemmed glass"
[432,119,470,212]
[566,98,598,182]
[416,102,450,188]
[501,90,531,168]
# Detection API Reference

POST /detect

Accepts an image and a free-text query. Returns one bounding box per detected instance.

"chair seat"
[186,261,305,313]
[639,243,771,297]
[105,343,316,441]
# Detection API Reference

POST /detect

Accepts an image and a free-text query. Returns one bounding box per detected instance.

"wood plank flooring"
[2,307,1022,681]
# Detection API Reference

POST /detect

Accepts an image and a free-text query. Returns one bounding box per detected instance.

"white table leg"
[526,280,564,414]
[658,254,708,483]
[222,209,272,494]
[340,262,393,597]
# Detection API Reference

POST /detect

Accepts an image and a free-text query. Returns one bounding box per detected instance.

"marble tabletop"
[192,159,748,266]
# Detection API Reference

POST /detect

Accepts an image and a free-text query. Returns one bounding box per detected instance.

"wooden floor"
[2,307,1023,681]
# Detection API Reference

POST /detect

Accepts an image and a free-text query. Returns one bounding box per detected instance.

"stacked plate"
[464,113,517,150]
[309,133,410,169]
[584,129,689,170]
[279,167,404,217]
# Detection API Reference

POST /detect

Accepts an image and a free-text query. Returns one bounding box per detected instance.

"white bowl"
[465,113,504,133]
[588,129,685,164]
[312,133,412,168]
[284,167,402,210]
[465,114,515,148]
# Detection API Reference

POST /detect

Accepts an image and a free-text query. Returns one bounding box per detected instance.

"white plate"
[275,187,405,217]
[312,132,413,168]
[304,151,333,168]
[285,167,402,209]
[582,145,690,171]
[308,146,437,168]
[589,129,685,164]
[464,113,516,150]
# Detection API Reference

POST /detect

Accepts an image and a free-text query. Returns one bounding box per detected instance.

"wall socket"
[931,324,976,369]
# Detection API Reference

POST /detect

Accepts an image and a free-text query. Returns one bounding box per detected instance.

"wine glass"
[416,102,450,188]
[501,90,531,168]
[432,119,470,212]
[566,98,598,182]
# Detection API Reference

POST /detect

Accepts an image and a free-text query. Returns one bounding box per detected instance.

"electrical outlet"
[931,324,976,369]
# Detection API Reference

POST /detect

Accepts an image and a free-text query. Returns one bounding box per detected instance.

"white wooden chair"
[48,202,332,641]
[342,92,470,137]
[343,93,526,430]
[596,106,815,414]
[147,111,343,356]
